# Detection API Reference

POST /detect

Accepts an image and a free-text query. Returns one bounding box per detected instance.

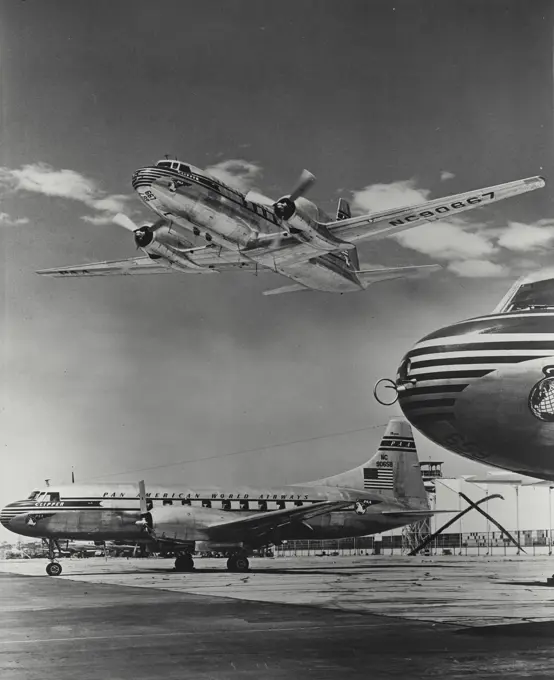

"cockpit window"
[156,161,172,169]
[505,279,554,312]
[27,491,40,500]
[178,164,191,174]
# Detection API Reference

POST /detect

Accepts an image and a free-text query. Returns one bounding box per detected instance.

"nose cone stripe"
[0,512,12,528]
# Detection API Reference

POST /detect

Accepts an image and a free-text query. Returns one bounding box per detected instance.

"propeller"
[135,480,153,534]
[273,169,316,221]
[113,213,154,248]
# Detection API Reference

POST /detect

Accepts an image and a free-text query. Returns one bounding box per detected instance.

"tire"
[175,555,194,572]
[234,556,249,572]
[46,562,62,576]
[227,555,249,572]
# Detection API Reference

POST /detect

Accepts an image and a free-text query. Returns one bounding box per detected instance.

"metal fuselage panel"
[131,165,363,293]
[1,482,411,543]
[397,311,554,479]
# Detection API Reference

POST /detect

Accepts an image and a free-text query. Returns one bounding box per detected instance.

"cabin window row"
[157,498,307,511]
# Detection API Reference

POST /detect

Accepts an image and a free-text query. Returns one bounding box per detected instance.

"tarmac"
[2,554,554,678]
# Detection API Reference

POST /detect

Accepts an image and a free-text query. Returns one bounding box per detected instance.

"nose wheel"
[227,555,250,572]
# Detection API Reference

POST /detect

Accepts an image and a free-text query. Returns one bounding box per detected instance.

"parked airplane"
[36,159,544,294]
[2,418,440,576]
[376,267,554,482]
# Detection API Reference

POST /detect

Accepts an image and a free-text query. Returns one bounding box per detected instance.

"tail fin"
[306,418,429,508]
[336,198,351,221]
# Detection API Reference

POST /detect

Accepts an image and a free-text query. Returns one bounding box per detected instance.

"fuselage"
[396,309,554,480]
[1,482,411,545]
[131,160,365,293]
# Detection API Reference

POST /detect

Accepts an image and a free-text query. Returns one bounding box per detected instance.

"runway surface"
[2,555,554,678]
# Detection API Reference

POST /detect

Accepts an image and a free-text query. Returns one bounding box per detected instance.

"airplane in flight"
[375,267,554,483]
[37,159,545,295]
[2,418,443,576]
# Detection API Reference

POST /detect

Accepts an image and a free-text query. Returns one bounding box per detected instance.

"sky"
[1,0,553,538]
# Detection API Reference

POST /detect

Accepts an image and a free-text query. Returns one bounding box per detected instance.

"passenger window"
[239,500,249,511]
[222,500,231,511]
[277,501,286,510]
[163,499,173,506]
[181,499,191,506]
[294,500,304,507]
[202,500,212,509]
[258,500,268,512]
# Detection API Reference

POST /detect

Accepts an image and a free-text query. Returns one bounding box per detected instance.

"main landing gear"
[227,554,250,572]
[45,538,62,576]
[174,553,195,572]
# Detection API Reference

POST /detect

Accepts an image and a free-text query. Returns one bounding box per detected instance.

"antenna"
[45,479,50,487]
[71,468,75,484]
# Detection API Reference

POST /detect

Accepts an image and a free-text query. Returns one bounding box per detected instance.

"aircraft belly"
[301,512,393,539]
[44,510,144,540]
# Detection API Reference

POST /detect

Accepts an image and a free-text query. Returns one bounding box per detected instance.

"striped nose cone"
[398,312,554,427]
[132,166,164,191]
[397,311,554,471]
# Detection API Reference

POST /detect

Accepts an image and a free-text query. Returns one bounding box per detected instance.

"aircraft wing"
[37,252,259,277]
[325,176,545,243]
[206,500,355,542]
[37,257,174,277]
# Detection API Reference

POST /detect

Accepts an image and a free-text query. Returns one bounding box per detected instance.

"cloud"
[351,180,429,213]
[497,220,554,252]
[448,259,506,278]
[206,159,262,193]
[0,212,29,226]
[440,170,456,181]
[0,162,133,225]
[395,221,497,260]
[351,178,502,278]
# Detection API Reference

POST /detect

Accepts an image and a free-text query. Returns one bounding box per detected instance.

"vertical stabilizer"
[336,198,351,221]
[305,418,429,509]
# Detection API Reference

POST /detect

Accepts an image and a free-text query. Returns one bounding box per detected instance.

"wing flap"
[327,176,545,243]
[37,257,174,278]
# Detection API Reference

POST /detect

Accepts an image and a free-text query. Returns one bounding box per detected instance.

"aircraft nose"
[395,313,554,476]
[1,503,19,530]
[132,166,160,192]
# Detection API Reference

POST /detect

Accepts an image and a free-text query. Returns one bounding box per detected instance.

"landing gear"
[174,554,195,572]
[45,538,62,576]
[227,554,250,572]
[46,562,62,576]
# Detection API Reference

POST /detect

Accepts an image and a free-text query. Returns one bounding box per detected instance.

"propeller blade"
[138,480,148,515]
[288,169,316,202]
[113,213,140,231]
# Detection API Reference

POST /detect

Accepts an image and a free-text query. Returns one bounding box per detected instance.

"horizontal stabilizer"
[382,509,458,516]
[262,283,310,296]
[357,264,441,286]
